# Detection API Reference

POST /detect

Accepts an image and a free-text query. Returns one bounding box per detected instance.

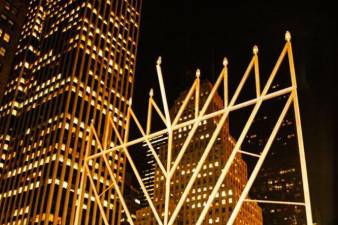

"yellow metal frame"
[74,31,313,225]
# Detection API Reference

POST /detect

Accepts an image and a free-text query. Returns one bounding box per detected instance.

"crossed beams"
[74,31,313,225]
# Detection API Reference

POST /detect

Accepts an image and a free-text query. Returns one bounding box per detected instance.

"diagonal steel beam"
[84,162,110,225]
[169,60,230,178]
[85,86,292,163]
[78,33,313,225]
[168,53,257,225]
[110,111,164,225]
[226,93,293,225]
[91,125,136,225]
[74,128,93,225]
[195,42,289,225]
[286,33,313,225]
[245,199,306,206]
[122,110,167,177]
[172,78,198,126]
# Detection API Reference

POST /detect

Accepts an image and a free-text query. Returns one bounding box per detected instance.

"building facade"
[0,0,27,100]
[0,0,27,176]
[0,0,141,224]
[246,85,306,224]
[140,134,168,207]
[120,173,142,225]
[135,81,262,225]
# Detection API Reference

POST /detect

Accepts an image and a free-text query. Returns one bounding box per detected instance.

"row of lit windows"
[0,74,25,108]
[48,2,82,31]
[0,13,15,28]
[0,100,22,116]
[74,31,135,64]
[190,197,233,211]
[19,5,44,41]
[84,1,139,26]
[0,180,40,199]
[1,74,26,100]
[3,0,18,15]
[14,75,67,113]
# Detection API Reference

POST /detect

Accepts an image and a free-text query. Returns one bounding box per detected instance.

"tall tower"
[0,0,27,176]
[0,0,142,224]
[135,81,262,225]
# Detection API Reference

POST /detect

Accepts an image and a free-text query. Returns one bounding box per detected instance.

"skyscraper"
[0,0,27,99]
[135,81,262,225]
[0,0,27,176]
[0,0,142,224]
[246,85,306,224]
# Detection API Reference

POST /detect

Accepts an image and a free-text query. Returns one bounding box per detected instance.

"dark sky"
[132,1,337,224]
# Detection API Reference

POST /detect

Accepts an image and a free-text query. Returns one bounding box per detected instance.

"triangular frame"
[74,31,313,225]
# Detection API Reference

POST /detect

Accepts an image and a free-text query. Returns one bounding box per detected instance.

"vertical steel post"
[286,31,313,225]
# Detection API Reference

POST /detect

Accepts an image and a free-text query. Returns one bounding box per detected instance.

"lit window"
[4,3,10,11]
[3,33,10,43]
[0,14,7,21]
[8,20,14,27]
[0,47,6,57]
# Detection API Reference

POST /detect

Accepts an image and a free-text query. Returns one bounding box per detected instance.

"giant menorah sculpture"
[74,31,313,225]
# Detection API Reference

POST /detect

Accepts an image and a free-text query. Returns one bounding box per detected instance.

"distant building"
[121,173,142,225]
[246,85,306,224]
[140,134,168,207]
[0,0,142,224]
[0,0,27,98]
[135,81,262,225]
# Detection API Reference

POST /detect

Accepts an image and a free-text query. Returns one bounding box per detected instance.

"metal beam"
[226,93,293,225]
[77,33,313,225]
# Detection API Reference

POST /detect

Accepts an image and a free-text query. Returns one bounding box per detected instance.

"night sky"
[132,1,337,224]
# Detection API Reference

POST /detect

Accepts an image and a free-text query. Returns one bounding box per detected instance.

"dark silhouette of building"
[246,85,306,224]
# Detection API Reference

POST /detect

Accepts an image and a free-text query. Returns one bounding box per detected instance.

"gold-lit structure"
[0,0,142,224]
[0,0,27,175]
[76,31,313,225]
[135,81,263,225]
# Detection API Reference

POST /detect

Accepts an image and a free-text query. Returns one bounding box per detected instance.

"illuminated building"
[121,173,142,225]
[140,134,168,207]
[0,0,27,99]
[135,81,262,225]
[0,0,27,175]
[246,85,306,224]
[0,0,141,224]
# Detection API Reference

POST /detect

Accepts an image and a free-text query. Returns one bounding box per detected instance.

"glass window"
[8,20,14,27]
[11,7,18,15]
[0,14,7,21]
[0,47,6,56]
[3,33,10,43]
[4,2,11,11]
[0,28,3,37]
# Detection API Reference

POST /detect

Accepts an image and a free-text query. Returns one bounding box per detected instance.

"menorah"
[74,31,313,225]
